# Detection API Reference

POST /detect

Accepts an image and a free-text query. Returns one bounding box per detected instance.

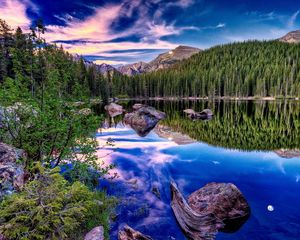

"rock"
[155,125,196,145]
[170,181,250,240]
[0,143,27,199]
[199,109,213,117]
[183,108,213,120]
[84,226,104,240]
[105,103,124,117]
[78,108,92,116]
[124,106,166,137]
[0,233,7,240]
[118,225,152,240]
[132,103,145,111]
[183,109,196,115]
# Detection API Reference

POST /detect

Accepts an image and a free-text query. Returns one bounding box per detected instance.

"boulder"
[105,103,124,117]
[132,103,145,111]
[170,181,250,240]
[0,143,27,199]
[118,225,152,240]
[84,226,104,240]
[183,108,213,120]
[199,109,213,117]
[183,109,196,115]
[124,106,166,137]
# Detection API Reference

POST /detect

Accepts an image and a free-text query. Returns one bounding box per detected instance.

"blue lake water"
[95,100,300,240]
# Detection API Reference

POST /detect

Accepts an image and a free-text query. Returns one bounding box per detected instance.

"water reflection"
[94,100,300,240]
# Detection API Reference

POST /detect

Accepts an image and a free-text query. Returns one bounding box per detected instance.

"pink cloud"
[0,0,33,29]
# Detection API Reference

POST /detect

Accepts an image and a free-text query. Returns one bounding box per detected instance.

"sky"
[1,0,300,65]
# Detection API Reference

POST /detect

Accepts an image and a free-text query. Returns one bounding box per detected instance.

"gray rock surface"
[118,225,152,240]
[0,142,27,199]
[124,106,166,137]
[84,226,104,240]
[105,103,124,117]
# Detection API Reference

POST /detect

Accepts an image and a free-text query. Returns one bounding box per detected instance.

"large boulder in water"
[0,142,27,199]
[118,225,152,240]
[105,103,124,117]
[84,226,104,240]
[124,106,166,137]
[170,181,250,240]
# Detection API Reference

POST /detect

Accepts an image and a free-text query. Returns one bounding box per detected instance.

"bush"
[0,164,115,240]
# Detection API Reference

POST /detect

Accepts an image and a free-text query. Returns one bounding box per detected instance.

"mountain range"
[77,30,300,77]
[117,45,201,76]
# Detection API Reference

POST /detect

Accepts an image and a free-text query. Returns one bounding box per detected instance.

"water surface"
[95,100,300,240]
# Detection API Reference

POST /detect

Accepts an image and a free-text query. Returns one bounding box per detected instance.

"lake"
[95,100,300,240]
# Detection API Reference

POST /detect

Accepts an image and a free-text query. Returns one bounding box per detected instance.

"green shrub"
[0,164,115,240]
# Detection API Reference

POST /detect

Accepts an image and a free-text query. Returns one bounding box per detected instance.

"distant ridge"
[118,45,201,76]
[280,30,300,43]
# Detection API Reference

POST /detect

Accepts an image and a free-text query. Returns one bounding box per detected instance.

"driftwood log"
[170,181,250,240]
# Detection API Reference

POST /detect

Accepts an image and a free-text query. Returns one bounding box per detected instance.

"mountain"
[280,30,300,43]
[73,54,119,77]
[117,62,149,76]
[147,45,201,71]
[95,63,119,77]
[118,45,201,76]
[112,41,300,98]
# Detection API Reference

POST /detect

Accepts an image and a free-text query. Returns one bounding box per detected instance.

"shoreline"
[108,96,300,102]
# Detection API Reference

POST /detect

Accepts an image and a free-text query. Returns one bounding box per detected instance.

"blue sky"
[1,0,300,65]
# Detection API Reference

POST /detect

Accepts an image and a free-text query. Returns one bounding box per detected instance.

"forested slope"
[112,41,300,98]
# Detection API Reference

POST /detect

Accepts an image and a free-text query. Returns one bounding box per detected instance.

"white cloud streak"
[288,10,300,28]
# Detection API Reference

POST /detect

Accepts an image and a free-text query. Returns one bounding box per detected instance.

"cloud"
[288,10,300,28]
[93,59,127,65]
[198,23,226,30]
[166,0,195,8]
[0,0,34,29]
[43,0,200,64]
[45,4,122,42]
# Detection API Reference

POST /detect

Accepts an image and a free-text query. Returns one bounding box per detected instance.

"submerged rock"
[105,103,124,117]
[118,225,152,240]
[170,181,250,240]
[0,142,27,199]
[84,226,104,240]
[155,125,196,145]
[124,106,166,137]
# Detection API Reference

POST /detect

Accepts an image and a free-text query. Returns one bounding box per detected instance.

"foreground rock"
[118,225,152,240]
[105,103,124,117]
[0,142,27,199]
[124,106,166,137]
[84,226,104,240]
[171,181,250,240]
[183,108,213,120]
